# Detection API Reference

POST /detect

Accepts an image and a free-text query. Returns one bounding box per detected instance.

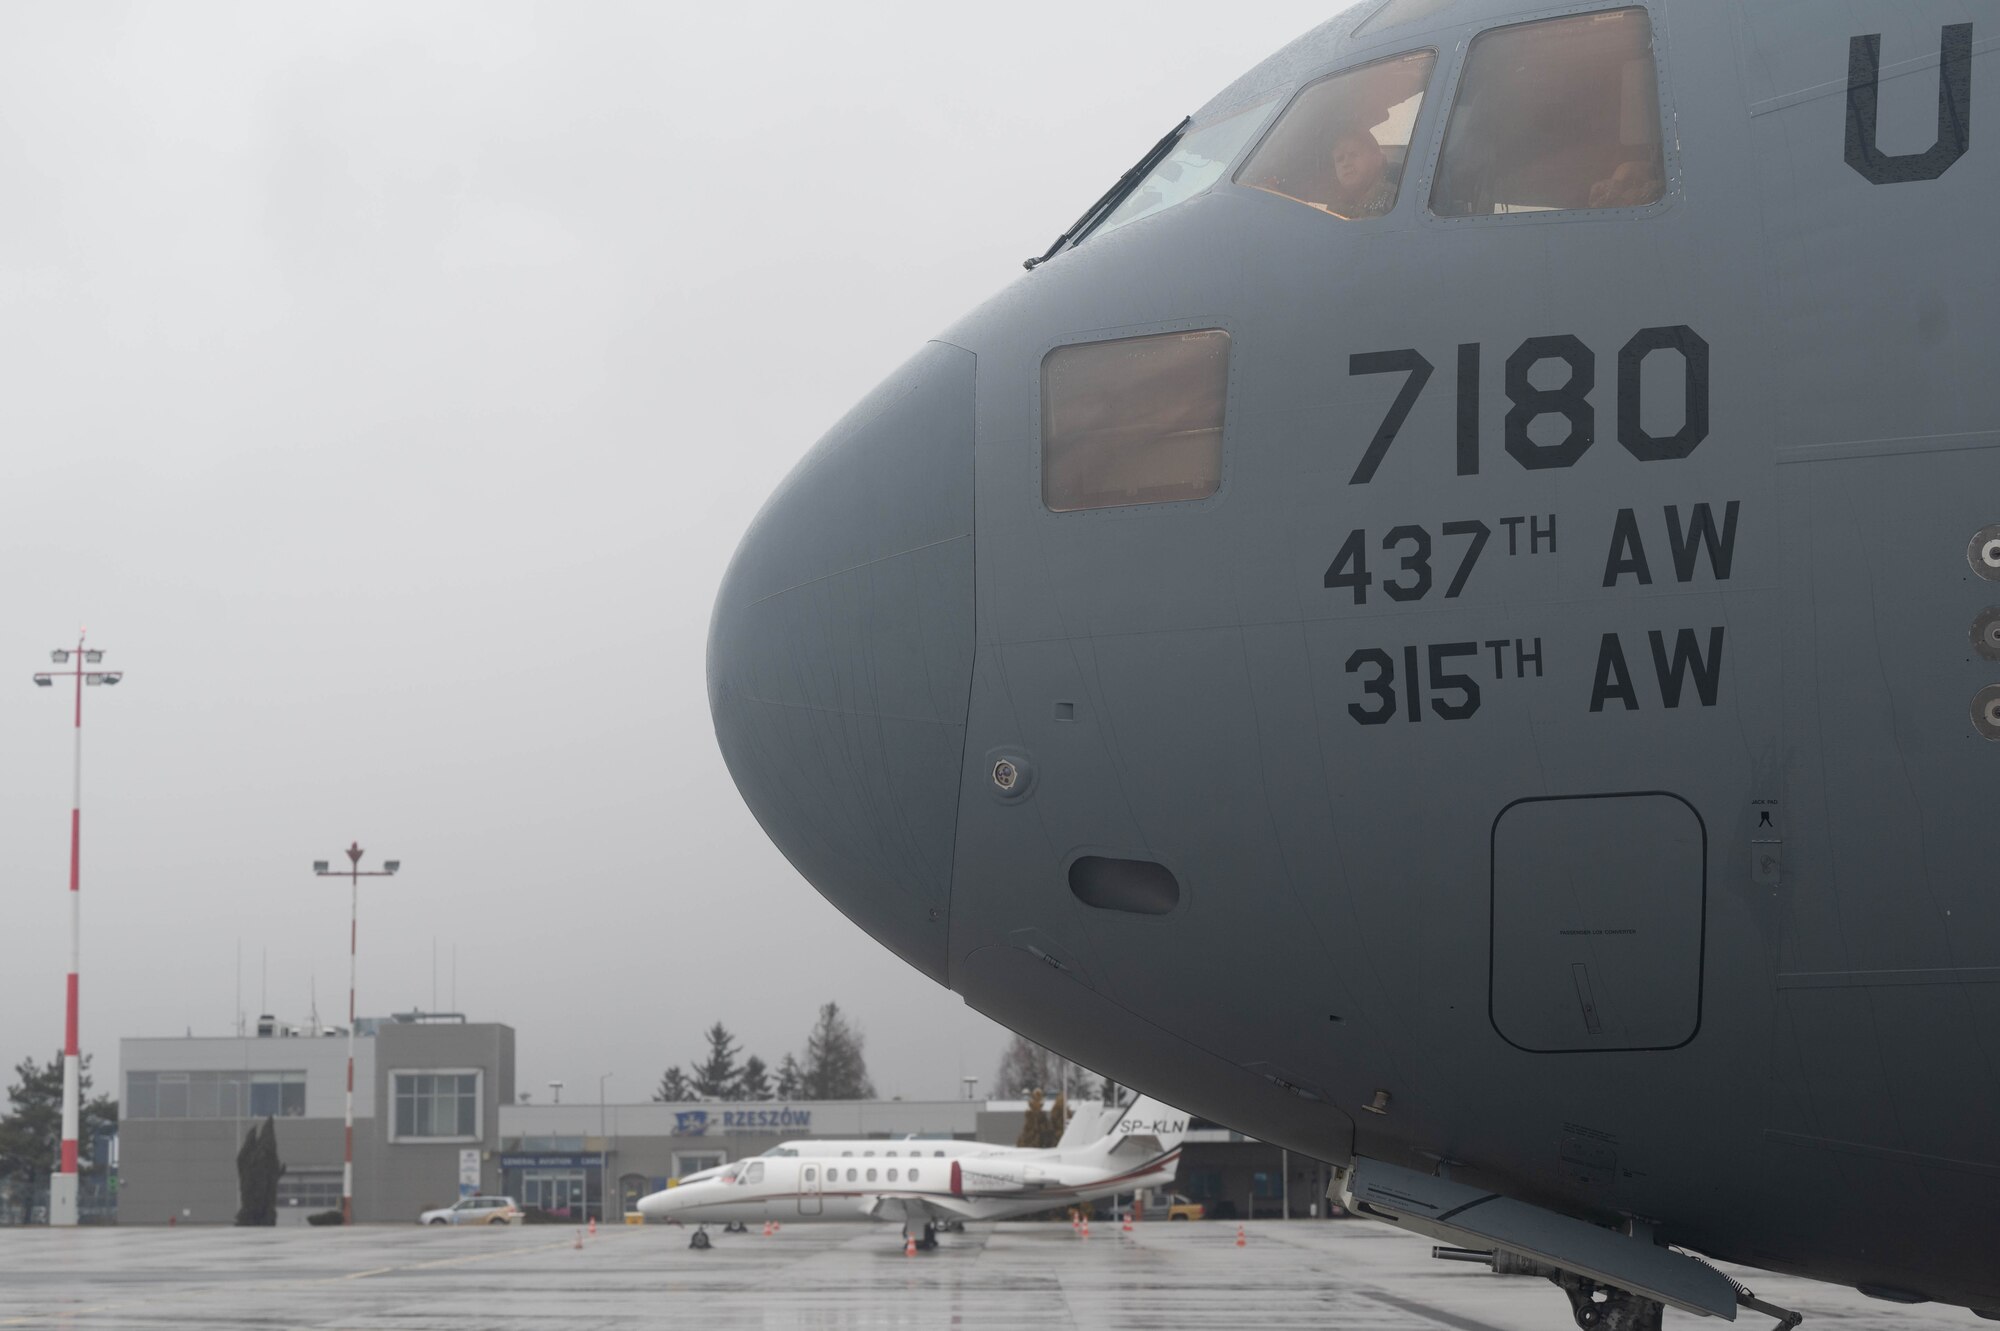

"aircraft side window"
[1431,8,1665,217]
[1235,50,1436,219]
[910,1167,920,1183]
[888,1168,899,1182]
[866,1168,878,1183]
[804,1167,815,1183]
[847,1168,858,1182]
[743,1162,764,1185]
[842,1150,853,1157]
[1042,329,1230,513]
[933,1151,944,1158]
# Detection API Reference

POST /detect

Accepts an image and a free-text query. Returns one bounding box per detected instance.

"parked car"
[1104,1190,1206,1221]
[418,1195,522,1225]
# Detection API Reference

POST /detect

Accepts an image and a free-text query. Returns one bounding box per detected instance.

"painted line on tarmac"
[341,1232,602,1278]
[0,1231,622,1325]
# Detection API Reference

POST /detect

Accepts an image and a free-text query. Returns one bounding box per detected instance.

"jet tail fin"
[1054,1099,1116,1150]
[1082,1095,1191,1163]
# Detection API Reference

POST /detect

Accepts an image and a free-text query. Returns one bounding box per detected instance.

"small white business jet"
[638,1099,1188,1250]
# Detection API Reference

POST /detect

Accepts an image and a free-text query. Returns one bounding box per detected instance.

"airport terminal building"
[118,1013,1321,1224]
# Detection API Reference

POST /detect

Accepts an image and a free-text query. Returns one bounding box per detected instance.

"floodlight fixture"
[83,650,103,663]
[50,650,69,663]
[85,674,104,686]
[33,674,52,687]
[101,673,121,686]
[382,860,400,873]
[313,861,330,873]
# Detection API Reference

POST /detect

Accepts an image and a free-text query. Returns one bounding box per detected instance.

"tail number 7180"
[1347,326,1709,484]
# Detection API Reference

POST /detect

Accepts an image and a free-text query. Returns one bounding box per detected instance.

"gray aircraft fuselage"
[707,0,1998,1317]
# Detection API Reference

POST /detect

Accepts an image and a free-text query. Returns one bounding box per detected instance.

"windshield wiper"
[1023,116,1191,271]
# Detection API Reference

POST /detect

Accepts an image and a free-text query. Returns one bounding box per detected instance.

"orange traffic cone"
[762,1220,773,1236]
[1235,1224,1247,1248]
[588,1217,597,1236]
[1080,1218,1091,1238]
[905,1233,917,1257]
[1121,1215,1133,1233]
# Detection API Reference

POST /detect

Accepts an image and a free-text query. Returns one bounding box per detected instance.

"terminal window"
[392,1071,479,1140]
[125,1070,304,1120]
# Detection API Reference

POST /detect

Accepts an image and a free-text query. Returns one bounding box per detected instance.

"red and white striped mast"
[313,843,399,1225]
[31,631,124,1228]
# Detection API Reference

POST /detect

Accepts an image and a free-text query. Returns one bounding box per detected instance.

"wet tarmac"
[0,1218,1978,1330]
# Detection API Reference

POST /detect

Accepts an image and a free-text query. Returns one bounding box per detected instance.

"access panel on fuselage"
[1490,792,1704,1051]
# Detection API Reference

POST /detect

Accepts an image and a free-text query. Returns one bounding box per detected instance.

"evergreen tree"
[0,1053,116,1192]
[773,1053,804,1100]
[1049,1089,1070,1146]
[690,1023,743,1100]
[1016,1089,1051,1148]
[652,1066,695,1102]
[799,1002,874,1099]
[735,1055,772,1101]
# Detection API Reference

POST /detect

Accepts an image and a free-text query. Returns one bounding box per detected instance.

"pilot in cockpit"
[1328,128,1398,219]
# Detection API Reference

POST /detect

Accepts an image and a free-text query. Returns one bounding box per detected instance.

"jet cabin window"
[1091,99,1277,239]
[1236,51,1436,219]
[1430,8,1665,217]
[1042,329,1230,512]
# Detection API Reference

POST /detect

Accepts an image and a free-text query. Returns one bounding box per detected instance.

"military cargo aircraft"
[705,3,1996,1327]
[637,1099,1189,1249]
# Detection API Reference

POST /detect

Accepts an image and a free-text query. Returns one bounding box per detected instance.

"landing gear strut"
[1551,1271,1663,1331]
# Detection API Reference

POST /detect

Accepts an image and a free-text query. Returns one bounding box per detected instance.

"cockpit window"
[1091,99,1277,239]
[1042,329,1230,513]
[741,1161,764,1185]
[1235,50,1436,219]
[1430,8,1665,217]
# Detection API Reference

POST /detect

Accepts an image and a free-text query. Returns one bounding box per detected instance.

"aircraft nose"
[707,341,977,984]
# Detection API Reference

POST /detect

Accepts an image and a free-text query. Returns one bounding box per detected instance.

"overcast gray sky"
[0,1,1340,1104]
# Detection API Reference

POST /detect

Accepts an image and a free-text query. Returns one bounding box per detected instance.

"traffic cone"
[905,1233,917,1257]
[1121,1215,1133,1233]
[1081,1218,1091,1238]
[762,1220,773,1236]
[589,1217,597,1236]
[1235,1224,1247,1248]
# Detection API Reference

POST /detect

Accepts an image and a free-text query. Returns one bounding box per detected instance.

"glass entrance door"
[522,1169,586,1219]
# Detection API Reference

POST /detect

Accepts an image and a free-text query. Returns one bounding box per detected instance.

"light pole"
[548,1080,563,1104]
[599,1073,612,1224]
[313,843,400,1225]
[31,633,123,1228]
